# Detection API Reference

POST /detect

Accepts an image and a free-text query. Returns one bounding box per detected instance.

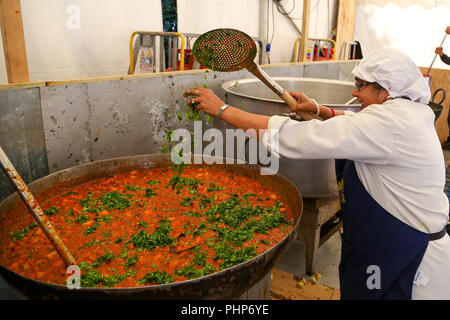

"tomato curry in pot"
[0,164,293,288]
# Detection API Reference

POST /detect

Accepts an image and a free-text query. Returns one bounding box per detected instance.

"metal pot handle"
[432,88,446,105]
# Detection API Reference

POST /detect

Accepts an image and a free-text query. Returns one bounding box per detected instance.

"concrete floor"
[275,234,341,289]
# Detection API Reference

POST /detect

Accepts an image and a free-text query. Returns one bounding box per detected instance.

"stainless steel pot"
[0,154,302,300]
[222,77,360,198]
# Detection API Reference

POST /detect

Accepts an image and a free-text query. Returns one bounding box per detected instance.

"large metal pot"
[0,154,302,300]
[222,77,360,198]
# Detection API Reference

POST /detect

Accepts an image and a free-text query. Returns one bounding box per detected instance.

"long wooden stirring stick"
[0,146,76,267]
[426,33,447,76]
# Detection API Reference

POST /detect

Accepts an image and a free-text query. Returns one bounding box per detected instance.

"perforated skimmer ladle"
[192,28,314,121]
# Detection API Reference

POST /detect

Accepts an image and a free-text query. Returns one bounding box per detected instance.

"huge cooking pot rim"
[222,77,355,104]
[0,154,302,294]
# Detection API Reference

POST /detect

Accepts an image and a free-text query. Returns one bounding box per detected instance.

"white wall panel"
[354,0,450,69]
[0,0,163,83]
[177,0,336,65]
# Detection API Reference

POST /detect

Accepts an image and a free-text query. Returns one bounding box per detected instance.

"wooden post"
[335,0,357,60]
[0,0,29,83]
[299,0,310,62]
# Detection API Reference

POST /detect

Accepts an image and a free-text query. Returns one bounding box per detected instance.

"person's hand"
[446,26,450,35]
[435,46,444,56]
[184,87,225,117]
[288,91,318,114]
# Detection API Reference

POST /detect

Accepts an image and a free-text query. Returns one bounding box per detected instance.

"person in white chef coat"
[185,48,450,300]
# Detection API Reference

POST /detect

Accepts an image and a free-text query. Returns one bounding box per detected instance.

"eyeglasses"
[354,81,376,92]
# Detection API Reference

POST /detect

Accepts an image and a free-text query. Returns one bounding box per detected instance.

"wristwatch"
[217,104,229,120]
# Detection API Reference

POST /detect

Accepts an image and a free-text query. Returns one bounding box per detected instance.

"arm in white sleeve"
[262,106,395,164]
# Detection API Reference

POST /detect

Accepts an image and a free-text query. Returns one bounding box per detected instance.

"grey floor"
[276,233,341,289]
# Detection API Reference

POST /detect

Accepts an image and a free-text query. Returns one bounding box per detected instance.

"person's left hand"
[184,87,225,117]
[435,46,444,56]
[446,26,450,35]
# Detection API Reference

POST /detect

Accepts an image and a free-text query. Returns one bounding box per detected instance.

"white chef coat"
[262,98,450,299]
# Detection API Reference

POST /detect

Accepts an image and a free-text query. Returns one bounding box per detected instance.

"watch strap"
[217,104,229,120]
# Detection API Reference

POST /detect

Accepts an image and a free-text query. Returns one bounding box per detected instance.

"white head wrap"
[352,48,431,104]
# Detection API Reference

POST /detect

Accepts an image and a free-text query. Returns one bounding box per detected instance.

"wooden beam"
[299,0,311,62]
[0,0,29,83]
[335,0,357,60]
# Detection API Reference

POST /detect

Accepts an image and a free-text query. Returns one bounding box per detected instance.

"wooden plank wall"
[335,0,357,60]
[419,67,450,142]
[299,0,311,62]
[0,0,29,83]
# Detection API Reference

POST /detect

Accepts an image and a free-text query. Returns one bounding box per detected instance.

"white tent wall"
[177,0,337,65]
[267,0,337,63]
[354,0,450,70]
[1,0,338,83]
[5,1,448,83]
[0,0,163,83]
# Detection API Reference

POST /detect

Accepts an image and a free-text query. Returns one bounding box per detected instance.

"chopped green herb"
[81,269,104,288]
[139,271,173,284]
[115,237,125,243]
[11,222,39,241]
[84,223,100,235]
[206,183,223,192]
[90,252,114,268]
[99,192,130,210]
[97,215,112,223]
[175,264,216,279]
[166,175,200,194]
[103,270,135,287]
[76,215,90,224]
[138,221,148,229]
[181,195,198,207]
[44,206,59,216]
[79,196,101,213]
[125,255,138,268]
[125,185,141,192]
[210,241,257,269]
[129,218,174,250]
[145,188,157,198]
[85,239,100,247]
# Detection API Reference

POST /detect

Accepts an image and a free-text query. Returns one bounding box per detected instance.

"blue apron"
[338,160,445,300]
